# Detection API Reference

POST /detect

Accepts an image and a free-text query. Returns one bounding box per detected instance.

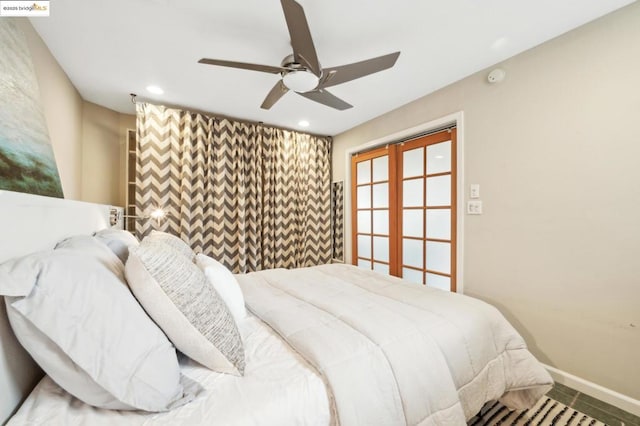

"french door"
[351,145,399,276]
[351,129,457,291]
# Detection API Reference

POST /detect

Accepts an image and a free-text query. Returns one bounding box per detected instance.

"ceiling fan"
[198,0,400,111]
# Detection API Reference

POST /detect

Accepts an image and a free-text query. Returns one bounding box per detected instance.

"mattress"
[8,315,331,426]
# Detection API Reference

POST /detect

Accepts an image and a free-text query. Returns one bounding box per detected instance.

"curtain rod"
[352,123,457,158]
[128,93,331,140]
[397,123,457,145]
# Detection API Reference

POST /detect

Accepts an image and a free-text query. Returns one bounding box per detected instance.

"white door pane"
[372,210,389,235]
[373,263,389,275]
[357,185,371,208]
[372,236,389,262]
[403,148,423,178]
[357,211,371,233]
[426,241,450,274]
[357,259,371,270]
[372,156,388,182]
[426,273,450,291]
[402,238,423,268]
[402,268,423,284]
[402,178,423,207]
[372,183,389,208]
[426,209,451,240]
[356,160,370,184]
[357,235,371,258]
[426,175,450,206]
[426,141,451,174]
[403,209,423,238]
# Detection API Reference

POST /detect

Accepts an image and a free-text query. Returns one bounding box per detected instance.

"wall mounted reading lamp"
[109,207,166,227]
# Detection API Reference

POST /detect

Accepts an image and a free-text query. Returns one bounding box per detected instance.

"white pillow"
[126,242,245,375]
[195,253,247,323]
[94,228,140,264]
[1,249,191,412]
[0,251,52,296]
[55,235,125,281]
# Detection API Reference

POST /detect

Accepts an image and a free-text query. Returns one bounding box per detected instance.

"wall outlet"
[467,200,483,215]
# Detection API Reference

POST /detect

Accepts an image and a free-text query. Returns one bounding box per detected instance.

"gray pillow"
[126,241,245,375]
[94,228,140,264]
[144,230,195,260]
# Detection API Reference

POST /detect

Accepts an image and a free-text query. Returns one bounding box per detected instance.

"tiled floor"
[547,383,640,426]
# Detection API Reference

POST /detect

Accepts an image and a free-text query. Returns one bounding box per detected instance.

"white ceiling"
[30,0,634,136]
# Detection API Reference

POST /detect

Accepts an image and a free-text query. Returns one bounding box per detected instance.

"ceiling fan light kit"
[198,0,400,111]
[282,70,319,92]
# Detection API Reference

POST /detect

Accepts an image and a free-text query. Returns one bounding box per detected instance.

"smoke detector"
[487,68,506,84]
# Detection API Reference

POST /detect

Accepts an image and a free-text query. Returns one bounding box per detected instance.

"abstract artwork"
[0,19,63,198]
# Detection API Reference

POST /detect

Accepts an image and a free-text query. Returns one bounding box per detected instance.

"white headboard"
[0,190,123,424]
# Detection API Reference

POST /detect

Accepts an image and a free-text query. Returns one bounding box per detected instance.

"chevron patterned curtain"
[135,103,332,273]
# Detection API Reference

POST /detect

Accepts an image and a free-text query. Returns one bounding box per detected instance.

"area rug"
[468,396,607,425]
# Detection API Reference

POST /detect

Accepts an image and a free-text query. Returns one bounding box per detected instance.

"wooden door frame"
[350,145,399,275]
[343,112,466,293]
[397,129,457,291]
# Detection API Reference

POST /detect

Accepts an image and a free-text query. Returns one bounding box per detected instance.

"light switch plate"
[467,200,483,215]
[470,184,480,199]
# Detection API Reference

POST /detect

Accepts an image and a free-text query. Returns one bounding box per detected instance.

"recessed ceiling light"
[491,37,509,50]
[298,120,310,127]
[146,85,164,95]
[435,155,444,159]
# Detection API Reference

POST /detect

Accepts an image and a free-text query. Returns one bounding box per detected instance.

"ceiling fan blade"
[319,51,401,89]
[298,89,352,110]
[261,80,290,109]
[198,58,287,74]
[280,0,321,77]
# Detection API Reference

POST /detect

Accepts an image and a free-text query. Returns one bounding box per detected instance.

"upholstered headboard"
[0,190,123,424]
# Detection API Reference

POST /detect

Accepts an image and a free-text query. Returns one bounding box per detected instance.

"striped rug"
[468,396,607,426]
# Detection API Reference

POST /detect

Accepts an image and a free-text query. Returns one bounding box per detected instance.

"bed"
[0,191,552,425]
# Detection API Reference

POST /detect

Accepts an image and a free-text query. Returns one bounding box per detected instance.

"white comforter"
[237,264,553,426]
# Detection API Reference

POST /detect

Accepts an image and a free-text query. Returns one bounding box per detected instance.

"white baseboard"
[542,364,640,417]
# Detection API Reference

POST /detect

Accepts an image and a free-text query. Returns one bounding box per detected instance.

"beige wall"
[19,19,134,206]
[333,3,640,400]
[18,19,84,200]
[81,102,135,206]
[81,102,119,204]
